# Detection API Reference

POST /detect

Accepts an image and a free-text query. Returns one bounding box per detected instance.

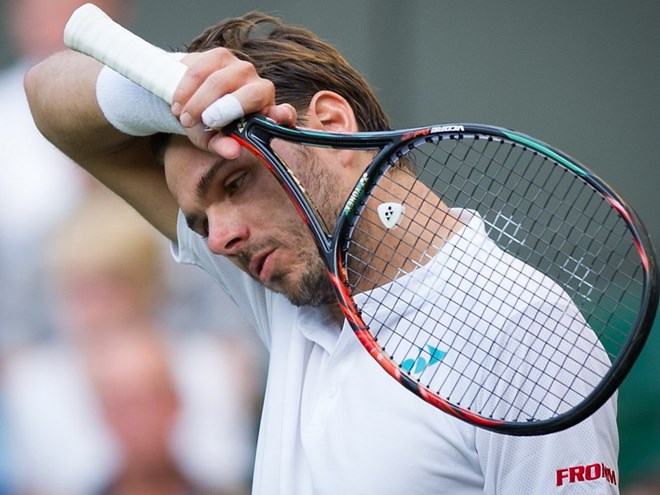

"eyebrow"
[183,157,231,233]
[196,157,230,200]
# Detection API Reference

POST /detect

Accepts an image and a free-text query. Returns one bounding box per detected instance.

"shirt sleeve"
[475,390,619,494]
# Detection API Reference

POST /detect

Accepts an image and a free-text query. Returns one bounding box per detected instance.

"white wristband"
[96,61,186,136]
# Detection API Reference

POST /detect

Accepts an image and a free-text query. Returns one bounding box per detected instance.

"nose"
[206,207,249,256]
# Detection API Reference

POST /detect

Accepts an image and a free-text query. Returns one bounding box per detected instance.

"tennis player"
[25,12,619,494]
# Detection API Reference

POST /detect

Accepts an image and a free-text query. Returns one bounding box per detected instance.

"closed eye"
[225,171,247,197]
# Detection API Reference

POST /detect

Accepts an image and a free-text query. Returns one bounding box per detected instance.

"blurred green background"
[1,0,658,489]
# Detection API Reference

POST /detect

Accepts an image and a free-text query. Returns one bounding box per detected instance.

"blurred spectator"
[0,0,130,352]
[0,397,7,495]
[1,190,263,494]
[0,2,126,491]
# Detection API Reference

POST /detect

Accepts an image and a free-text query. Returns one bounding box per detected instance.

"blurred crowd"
[0,1,265,494]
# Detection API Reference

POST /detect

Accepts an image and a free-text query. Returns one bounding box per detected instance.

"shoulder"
[475,396,619,494]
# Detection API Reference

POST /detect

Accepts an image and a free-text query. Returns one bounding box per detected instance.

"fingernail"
[180,112,194,128]
[171,102,181,116]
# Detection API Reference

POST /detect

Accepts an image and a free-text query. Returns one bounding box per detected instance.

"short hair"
[185,12,391,132]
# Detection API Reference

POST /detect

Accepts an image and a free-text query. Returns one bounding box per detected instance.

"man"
[25,12,619,494]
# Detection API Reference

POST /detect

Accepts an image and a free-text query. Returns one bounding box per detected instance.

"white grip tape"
[64,3,245,127]
[64,4,185,103]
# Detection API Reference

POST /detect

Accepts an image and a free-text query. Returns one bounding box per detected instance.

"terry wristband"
[96,60,186,136]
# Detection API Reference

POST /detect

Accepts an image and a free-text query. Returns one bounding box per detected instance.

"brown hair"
[185,12,391,132]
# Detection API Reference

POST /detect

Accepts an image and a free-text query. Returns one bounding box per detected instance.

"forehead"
[161,135,326,209]
[162,134,302,182]
[162,136,220,200]
[162,135,200,166]
[162,136,284,204]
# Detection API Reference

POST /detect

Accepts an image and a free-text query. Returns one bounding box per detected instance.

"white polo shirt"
[173,209,619,495]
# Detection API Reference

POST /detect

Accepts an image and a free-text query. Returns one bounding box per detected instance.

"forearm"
[24,50,137,160]
[24,50,178,240]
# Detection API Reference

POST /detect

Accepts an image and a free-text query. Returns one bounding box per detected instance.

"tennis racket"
[64,4,658,435]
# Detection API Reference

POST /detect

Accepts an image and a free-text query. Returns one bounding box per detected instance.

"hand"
[171,48,297,158]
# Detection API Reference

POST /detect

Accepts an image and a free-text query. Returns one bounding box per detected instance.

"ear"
[305,91,359,133]
[303,91,366,171]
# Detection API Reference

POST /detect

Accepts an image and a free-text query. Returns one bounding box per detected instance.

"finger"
[183,122,241,161]
[208,134,242,159]
[184,122,215,151]
[262,103,298,127]
[200,80,281,129]
[201,94,244,129]
[181,62,275,128]
[171,48,236,118]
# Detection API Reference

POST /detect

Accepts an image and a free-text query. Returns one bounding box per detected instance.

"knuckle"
[253,79,276,106]
[242,80,275,109]
[185,64,206,84]
[206,70,227,91]
[263,79,276,96]
[208,47,234,61]
[234,59,258,78]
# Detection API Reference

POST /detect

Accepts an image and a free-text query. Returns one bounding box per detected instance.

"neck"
[349,175,463,294]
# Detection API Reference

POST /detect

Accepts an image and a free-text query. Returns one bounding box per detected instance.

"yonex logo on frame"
[344,173,368,213]
[556,463,617,487]
[401,346,447,375]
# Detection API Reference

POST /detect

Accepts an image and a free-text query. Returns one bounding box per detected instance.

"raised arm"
[24,50,179,240]
[24,47,297,242]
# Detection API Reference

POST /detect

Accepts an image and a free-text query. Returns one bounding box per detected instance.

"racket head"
[311,123,657,435]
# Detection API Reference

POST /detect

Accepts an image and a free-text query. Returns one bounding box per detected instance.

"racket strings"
[372,228,600,418]
[352,218,593,419]
[343,133,644,422]
[347,173,453,291]
[352,152,583,417]
[436,137,643,329]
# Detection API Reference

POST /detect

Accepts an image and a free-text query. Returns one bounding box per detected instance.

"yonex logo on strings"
[401,346,447,375]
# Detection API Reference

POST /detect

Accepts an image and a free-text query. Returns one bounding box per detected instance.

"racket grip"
[63,3,244,127]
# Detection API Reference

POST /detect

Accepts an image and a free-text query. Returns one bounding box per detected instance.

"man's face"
[164,136,346,306]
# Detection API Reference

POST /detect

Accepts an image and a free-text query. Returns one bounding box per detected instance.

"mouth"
[249,249,276,284]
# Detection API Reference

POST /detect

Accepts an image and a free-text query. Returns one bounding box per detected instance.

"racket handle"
[63,3,244,127]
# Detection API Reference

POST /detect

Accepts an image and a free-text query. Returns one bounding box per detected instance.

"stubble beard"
[264,145,344,307]
[241,223,336,307]
[275,245,336,307]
